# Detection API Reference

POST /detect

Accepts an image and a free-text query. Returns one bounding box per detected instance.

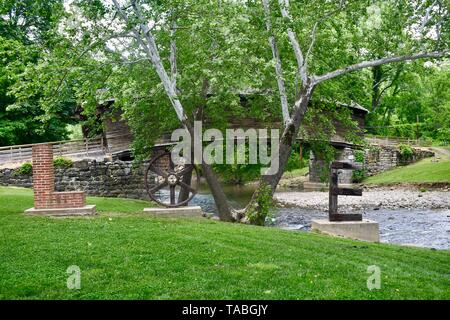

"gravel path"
[275,189,450,211]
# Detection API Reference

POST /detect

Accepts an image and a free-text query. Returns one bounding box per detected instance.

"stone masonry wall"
[0,159,151,200]
[309,145,434,184]
[363,145,434,176]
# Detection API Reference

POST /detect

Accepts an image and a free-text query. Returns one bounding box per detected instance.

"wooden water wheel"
[144,151,199,207]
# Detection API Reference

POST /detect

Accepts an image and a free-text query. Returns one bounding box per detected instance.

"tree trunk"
[241,84,314,224]
[177,169,192,205]
[264,85,313,193]
[183,121,234,221]
[201,162,234,221]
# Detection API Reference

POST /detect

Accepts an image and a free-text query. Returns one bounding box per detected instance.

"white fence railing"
[365,136,433,147]
[0,137,107,165]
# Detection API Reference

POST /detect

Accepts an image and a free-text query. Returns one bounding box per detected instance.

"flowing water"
[189,183,449,250]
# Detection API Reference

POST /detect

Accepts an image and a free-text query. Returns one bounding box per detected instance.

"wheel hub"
[167,174,178,185]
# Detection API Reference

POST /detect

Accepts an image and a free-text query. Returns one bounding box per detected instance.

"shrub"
[354,150,365,163]
[246,183,273,226]
[398,144,414,165]
[53,157,73,169]
[285,152,307,172]
[13,162,33,176]
[352,169,365,183]
[352,150,366,183]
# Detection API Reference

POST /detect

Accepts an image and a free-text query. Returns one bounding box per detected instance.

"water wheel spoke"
[148,164,167,178]
[177,165,193,177]
[169,156,175,172]
[178,180,196,194]
[169,185,176,205]
[150,181,168,193]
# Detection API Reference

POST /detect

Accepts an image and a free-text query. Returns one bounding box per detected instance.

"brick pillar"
[32,144,54,209]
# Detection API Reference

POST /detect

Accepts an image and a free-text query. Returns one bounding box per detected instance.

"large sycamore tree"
[29,0,448,223]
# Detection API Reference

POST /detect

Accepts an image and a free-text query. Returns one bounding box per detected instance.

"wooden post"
[328,169,338,217]
[329,161,363,221]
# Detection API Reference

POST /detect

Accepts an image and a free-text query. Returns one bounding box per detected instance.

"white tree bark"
[112,0,188,124]
[262,0,291,126]
[170,12,178,92]
[312,51,449,85]
[277,0,307,85]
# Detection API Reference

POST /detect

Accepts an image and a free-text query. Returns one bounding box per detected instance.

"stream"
[165,183,450,250]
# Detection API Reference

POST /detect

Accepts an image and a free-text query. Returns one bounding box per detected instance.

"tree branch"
[262,0,291,126]
[112,0,188,123]
[312,51,449,85]
[170,10,178,93]
[277,0,307,85]
[373,64,403,111]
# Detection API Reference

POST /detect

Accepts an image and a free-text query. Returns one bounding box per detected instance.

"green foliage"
[285,154,307,172]
[354,150,365,163]
[53,157,73,169]
[398,144,413,165]
[285,144,308,172]
[0,1,76,147]
[12,157,72,176]
[398,144,413,157]
[352,170,365,183]
[212,141,263,185]
[366,64,450,143]
[214,142,309,184]
[246,183,273,226]
[67,124,83,140]
[214,162,262,185]
[352,150,366,183]
[13,162,33,176]
[309,141,336,183]
[0,0,64,44]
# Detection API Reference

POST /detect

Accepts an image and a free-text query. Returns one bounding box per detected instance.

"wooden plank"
[332,187,362,196]
[329,213,363,222]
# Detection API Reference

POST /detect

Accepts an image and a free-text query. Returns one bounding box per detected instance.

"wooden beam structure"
[329,161,363,222]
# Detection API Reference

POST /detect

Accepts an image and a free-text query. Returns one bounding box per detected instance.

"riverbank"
[275,188,450,211]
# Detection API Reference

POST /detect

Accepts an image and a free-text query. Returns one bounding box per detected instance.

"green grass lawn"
[0,186,449,299]
[364,157,450,184]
